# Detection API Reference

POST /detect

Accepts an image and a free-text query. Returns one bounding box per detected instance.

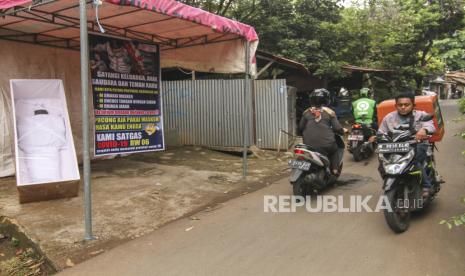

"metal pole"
[79,0,93,241]
[242,40,250,178]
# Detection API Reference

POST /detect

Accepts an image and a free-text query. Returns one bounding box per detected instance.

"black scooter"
[347,123,376,161]
[377,114,442,233]
[288,135,345,196]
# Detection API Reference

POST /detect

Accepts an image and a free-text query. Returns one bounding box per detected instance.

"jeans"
[415,143,432,188]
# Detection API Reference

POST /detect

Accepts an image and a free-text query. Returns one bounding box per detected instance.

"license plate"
[288,160,311,170]
[378,142,410,153]
[348,135,364,141]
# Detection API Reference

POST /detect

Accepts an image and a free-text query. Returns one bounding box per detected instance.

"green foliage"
[243,0,348,77]
[434,30,465,71]
[440,197,465,229]
[346,0,463,89]
[10,237,19,247]
[442,101,465,229]
[459,98,465,114]
[179,0,464,87]
[179,0,355,78]
[0,248,44,276]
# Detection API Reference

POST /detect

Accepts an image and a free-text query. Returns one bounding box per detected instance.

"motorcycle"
[377,114,442,233]
[347,123,376,161]
[288,135,345,196]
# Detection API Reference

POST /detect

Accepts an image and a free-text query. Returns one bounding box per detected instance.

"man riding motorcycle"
[352,87,377,141]
[299,88,346,175]
[377,92,436,197]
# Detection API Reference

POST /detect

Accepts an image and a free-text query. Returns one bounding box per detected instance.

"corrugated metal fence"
[163,79,294,150]
[254,79,294,149]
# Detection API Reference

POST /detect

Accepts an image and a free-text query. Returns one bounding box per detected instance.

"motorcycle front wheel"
[384,188,410,233]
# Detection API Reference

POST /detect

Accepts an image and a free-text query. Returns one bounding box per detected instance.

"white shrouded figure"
[17,104,66,183]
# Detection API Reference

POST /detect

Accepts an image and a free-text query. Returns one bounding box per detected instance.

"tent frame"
[0,0,243,51]
[1,0,253,240]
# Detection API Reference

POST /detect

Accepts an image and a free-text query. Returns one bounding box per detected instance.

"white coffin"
[10,79,80,203]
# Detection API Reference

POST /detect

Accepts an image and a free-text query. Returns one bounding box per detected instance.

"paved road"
[61,100,465,276]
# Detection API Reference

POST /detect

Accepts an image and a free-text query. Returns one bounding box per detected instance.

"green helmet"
[360,88,370,98]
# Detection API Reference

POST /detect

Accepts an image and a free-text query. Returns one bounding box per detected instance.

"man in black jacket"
[299,88,346,175]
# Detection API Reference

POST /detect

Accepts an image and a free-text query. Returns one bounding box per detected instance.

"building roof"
[256,51,311,76]
[342,64,393,73]
[446,71,465,85]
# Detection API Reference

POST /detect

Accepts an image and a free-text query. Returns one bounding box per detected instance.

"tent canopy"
[0,0,258,73]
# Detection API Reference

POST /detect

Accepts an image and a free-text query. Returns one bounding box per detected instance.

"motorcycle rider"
[352,87,377,141]
[378,92,436,197]
[299,88,346,175]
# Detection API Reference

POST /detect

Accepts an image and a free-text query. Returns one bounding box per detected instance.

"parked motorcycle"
[377,114,442,233]
[347,123,376,161]
[288,135,345,196]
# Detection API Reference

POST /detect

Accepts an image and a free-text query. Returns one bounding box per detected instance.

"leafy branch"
[440,197,465,229]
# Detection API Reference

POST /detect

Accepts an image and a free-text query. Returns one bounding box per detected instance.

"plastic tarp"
[0,0,259,177]
[107,0,258,41]
[0,87,15,177]
[0,0,30,9]
[0,40,89,176]
[111,0,259,73]
[0,0,258,74]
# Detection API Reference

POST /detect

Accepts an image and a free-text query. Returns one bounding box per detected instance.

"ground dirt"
[0,217,56,276]
[0,146,288,272]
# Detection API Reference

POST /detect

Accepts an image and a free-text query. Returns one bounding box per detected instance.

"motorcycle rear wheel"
[292,177,308,198]
[384,189,410,233]
[353,145,363,162]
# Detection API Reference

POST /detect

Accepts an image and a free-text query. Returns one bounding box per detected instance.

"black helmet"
[309,88,330,107]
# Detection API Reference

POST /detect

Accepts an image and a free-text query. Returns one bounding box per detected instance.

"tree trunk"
[415,39,433,95]
[415,77,423,95]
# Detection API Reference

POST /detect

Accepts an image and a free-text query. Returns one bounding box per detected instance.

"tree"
[178,0,352,78]
[177,0,464,87]
[434,29,465,71]
[347,0,464,92]
[178,0,258,19]
[179,0,235,16]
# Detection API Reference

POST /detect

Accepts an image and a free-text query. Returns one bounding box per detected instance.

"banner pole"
[80,0,93,241]
[242,40,250,178]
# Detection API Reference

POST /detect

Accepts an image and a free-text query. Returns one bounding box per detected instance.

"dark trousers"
[313,143,339,171]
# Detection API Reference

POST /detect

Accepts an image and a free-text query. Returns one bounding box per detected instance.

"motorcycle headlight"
[384,162,409,175]
[396,149,415,163]
[388,154,403,163]
[379,150,414,164]
[382,150,415,175]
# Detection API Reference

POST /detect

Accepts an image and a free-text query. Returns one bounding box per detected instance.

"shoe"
[435,173,445,184]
